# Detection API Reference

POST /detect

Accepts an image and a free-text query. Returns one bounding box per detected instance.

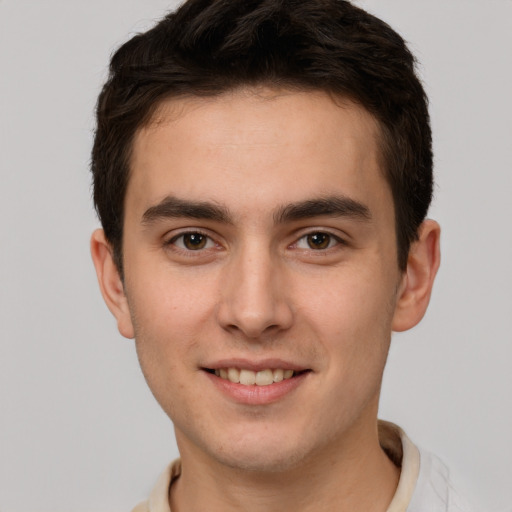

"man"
[90,1,472,510]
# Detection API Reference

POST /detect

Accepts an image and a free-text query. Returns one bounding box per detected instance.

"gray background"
[1,1,511,510]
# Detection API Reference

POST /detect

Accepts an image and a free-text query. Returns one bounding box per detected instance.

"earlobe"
[90,229,135,339]
[392,220,441,332]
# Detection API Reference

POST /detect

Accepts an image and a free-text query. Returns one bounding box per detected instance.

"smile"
[211,368,296,386]
[203,364,311,404]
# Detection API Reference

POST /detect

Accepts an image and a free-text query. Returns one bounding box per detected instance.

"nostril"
[215,272,294,338]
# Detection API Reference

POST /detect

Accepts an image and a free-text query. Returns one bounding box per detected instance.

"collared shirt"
[132,422,474,512]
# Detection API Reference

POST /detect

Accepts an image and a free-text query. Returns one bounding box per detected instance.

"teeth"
[284,369,294,379]
[214,367,297,386]
[227,367,240,383]
[273,369,284,382]
[239,369,256,385]
[255,369,274,386]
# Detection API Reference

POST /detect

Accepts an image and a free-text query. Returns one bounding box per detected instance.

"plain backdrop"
[1,1,511,511]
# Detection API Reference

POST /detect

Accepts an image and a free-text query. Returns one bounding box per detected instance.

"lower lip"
[204,371,309,405]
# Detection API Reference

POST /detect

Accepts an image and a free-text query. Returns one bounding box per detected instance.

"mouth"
[203,367,311,386]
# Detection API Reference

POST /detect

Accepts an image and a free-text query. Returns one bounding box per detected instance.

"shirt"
[131,421,474,512]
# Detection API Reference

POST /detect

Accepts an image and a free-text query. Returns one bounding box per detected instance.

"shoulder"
[130,459,181,512]
[131,502,149,512]
[379,421,478,512]
[408,448,477,512]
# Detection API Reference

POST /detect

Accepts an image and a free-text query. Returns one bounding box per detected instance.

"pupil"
[308,233,330,249]
[184,233,206,250]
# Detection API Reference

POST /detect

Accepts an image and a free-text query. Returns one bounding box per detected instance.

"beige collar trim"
[147,460,180,512]
[381,421,421,512]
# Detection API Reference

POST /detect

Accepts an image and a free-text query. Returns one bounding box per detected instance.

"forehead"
[127,88,390,221]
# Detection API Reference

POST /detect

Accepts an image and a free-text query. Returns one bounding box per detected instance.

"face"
[111,89,406,471]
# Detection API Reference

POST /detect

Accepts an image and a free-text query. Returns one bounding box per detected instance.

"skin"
[91,88,440,512]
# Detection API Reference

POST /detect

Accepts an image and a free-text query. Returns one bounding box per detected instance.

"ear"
[90,229,135,339]
[392,220,441,332]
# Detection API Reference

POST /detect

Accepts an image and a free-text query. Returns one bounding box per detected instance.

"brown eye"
[183,233,207,250]
[306,232,331,250]
[171,232,214,251]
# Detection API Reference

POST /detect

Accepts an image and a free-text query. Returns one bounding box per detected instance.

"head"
[91,0,433,276]
[90,0,440,474]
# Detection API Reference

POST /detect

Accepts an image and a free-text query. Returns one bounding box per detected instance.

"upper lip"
[201,358,310,372]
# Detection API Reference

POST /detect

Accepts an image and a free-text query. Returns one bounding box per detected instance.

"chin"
[201,428,319,474]
[214,446,307,473]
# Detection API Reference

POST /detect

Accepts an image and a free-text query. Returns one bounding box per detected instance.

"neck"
[170,418,400,512]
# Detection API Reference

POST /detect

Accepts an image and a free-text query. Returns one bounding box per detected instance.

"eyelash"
[293,231,345,252]
[165,230,217,253]
[164,229,346,254]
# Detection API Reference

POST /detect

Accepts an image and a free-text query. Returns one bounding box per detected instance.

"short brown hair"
[91,0,433,273]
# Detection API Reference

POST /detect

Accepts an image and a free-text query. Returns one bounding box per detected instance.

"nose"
[216,244,294,339]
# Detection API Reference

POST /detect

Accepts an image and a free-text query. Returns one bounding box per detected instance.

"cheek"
[298,265,396,329]
[127,263,218,334]
[131,303,200,425]
[296,263,397,374]
[125,272,214,400]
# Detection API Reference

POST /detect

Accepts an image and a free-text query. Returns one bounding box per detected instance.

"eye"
[170,232,215,251]
[295,232,341,250]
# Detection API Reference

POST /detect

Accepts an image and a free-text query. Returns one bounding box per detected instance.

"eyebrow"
[142,196,232,225]
[141,194,371,226]
[274,196,372,224]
